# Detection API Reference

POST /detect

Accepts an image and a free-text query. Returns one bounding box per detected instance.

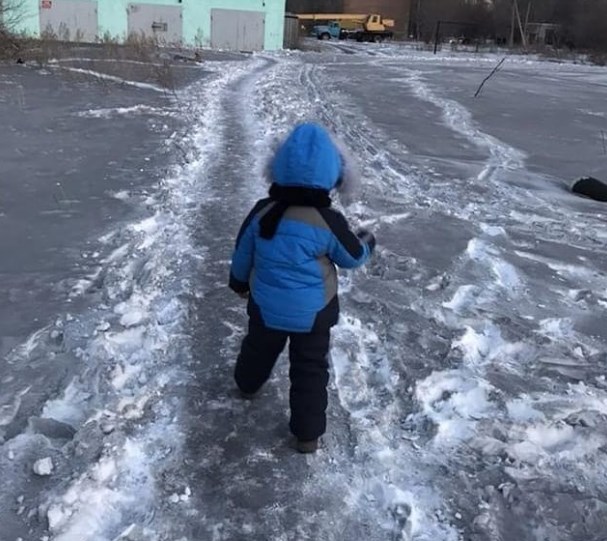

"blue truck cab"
[312,21,344,40]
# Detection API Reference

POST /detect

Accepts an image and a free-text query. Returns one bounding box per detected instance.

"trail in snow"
[164,53,432,541]
[58,66,169,93]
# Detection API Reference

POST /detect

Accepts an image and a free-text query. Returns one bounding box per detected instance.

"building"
[286,0,342,11]
[342,0,413,36]
[526,22,561,46]
[14,0,286,51]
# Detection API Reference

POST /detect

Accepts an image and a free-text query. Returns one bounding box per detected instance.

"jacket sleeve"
[320,208,372,269]
[229,200,268,293]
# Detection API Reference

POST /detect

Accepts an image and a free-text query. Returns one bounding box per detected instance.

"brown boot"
[296,439,319,454]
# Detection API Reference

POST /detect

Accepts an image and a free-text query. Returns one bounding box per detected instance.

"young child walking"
[229,123,376,453]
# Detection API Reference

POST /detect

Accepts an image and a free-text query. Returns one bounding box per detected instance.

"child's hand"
[357,229,376,253]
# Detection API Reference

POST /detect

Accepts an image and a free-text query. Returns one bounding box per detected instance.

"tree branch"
[474,56,507,98]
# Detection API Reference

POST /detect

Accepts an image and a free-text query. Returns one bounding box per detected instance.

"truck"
[309,21,348,41]
[298,13,395,43]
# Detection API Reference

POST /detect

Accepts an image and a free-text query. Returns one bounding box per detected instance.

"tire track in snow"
[385,64,604,248]
[402,69,526,186]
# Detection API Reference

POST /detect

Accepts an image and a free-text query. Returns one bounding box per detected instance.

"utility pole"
[514,0,528,50]
[433,20,441,54]
[509,0,516,47]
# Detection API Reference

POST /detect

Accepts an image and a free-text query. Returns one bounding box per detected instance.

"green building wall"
[14,0,285,50]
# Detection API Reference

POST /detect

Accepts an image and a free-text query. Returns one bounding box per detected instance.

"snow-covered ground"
[1,43,607,540]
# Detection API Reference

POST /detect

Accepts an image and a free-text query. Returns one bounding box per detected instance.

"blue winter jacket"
[229,124,372,333]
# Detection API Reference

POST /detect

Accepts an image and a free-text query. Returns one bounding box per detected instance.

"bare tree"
[416,0,607,53]
[1,0,27,32]
[570,0,607,50]
[0,0,27,57]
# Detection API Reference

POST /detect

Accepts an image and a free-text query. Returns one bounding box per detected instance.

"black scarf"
[259,184,331,239]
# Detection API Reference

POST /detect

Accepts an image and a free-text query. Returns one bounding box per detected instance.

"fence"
[284,13,299,49]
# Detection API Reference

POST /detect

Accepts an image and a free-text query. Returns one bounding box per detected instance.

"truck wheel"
[320,33,331,41]
[373,35,384,43]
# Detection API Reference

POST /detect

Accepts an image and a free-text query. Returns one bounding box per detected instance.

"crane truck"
[297,13,395,43]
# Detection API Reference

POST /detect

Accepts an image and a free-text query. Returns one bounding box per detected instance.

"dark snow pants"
[234,321,331,442]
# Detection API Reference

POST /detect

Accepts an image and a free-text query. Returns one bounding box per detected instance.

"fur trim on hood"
[263,122,360,204]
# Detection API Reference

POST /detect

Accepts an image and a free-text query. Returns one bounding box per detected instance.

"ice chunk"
[442,285,479,313]
[119,310,146,328]
[33,457,54,476]
[505,399,545,423]
[452,324,504,366]
[111,190,131,200]
[96,321,110,332]
[47,505,68,530]
[415,369,494,443]
[100,418,116,435]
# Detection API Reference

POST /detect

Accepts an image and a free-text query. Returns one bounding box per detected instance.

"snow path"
[154,54,461,540]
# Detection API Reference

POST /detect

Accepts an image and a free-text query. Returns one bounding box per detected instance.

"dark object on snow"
[571,176,607,202]
[474,57,507,98]
[235,317,330,443]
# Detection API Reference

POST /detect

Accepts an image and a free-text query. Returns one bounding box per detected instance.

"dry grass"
[0,28,24,61]
[0,30,204,93]
[587,51,607,66]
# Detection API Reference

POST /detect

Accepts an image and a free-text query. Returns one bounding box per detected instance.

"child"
[229,123,376,454]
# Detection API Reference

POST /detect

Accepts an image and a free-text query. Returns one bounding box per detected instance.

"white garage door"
[127,3,183,45]
[39,0,98,42]
[211,9,265,52]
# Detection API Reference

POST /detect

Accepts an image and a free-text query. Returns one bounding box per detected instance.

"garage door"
[39,0,98,42]
[127,3,182,45]
[211,9,265,52]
